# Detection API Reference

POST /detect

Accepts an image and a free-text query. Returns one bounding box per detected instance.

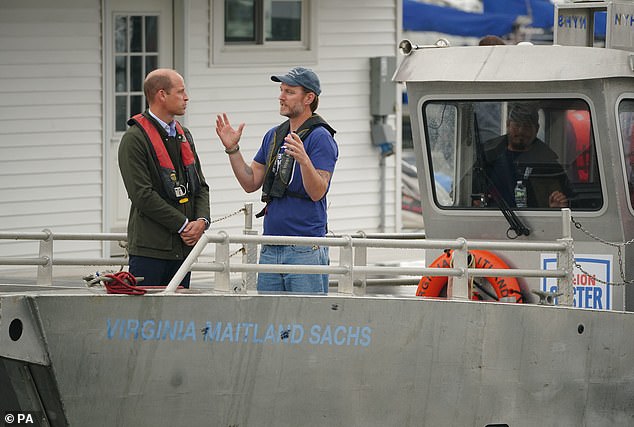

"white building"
[0,0,404,261]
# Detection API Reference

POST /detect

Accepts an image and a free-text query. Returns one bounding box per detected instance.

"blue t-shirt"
[254,125,338,237]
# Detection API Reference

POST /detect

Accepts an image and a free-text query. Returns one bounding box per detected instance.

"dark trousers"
[128,255,191,288]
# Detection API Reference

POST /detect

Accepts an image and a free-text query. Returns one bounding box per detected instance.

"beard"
[508,136,533,151]
[280,102,303,119]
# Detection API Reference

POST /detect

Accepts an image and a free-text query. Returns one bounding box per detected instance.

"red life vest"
[128,113,201,203]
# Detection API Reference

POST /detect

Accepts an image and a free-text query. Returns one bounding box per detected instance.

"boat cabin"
[394,1,634,311]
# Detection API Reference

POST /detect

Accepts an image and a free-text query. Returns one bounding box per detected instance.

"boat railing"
[0,230,129,286]
[0,206,575,305]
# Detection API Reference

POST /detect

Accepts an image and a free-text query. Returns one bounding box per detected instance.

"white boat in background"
[2,2,634,426]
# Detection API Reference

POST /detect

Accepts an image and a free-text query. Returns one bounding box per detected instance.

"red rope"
[104,271,146,295]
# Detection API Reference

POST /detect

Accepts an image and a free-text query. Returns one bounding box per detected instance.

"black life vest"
[261,114,336,203]
[128,113,201,203]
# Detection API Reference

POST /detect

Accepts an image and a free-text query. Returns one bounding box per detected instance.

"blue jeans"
[129,255,191,288]
[257,245,329,293]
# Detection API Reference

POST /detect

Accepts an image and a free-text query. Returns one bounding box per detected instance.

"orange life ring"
[416,249,524,303]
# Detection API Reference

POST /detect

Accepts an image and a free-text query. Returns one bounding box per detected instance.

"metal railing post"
[448,238,469,300]
[242,202,258,290]
[214,231,231,292]
[163,232,210,294]
[558,208,575,306]
[353,232,368,295]
[338,235,354,294]
[36,229,53,285]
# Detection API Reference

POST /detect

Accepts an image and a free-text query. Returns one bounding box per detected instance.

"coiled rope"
[103,271,146,295]
[87,205,250,294]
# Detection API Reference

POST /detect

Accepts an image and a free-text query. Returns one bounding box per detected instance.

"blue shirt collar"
[148,109,176,136]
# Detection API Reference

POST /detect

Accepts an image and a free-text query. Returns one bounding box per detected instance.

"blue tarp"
[403,0,606,42]
[483,0,554,29]
[403,0,517,37]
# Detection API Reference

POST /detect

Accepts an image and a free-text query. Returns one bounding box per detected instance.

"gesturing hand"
[215,113,245,150]
[283,132,309,165]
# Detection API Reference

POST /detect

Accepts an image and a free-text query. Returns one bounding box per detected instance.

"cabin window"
[618,99,634,208]
[211,0,317,65]
[422,99,603,211]
[114,15,159,132]
[422,103,458,206]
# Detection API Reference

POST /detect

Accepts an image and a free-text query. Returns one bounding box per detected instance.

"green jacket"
[118,112,210,260]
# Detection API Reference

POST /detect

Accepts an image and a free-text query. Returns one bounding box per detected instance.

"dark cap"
[508,103,539,127]
[479,35,506,46]
[271,66,321,95]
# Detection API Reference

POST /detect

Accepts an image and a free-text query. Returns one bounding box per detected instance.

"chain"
[211,207,246,224]
[113,206,248,270]
[211,206,248,261]
[204,246,246,267]
[570,216,634,286]
[228,246,245,258]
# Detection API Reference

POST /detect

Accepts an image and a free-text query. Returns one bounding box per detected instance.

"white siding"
[0,0,103,258]
[0,0,400,264]
[186,0,399,237]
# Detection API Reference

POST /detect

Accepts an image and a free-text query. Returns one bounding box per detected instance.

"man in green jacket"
[118,68,210,288]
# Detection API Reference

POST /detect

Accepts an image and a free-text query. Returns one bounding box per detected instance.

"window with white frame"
[114,14,159,132]
[212,0,317,65]
[422,98,603,211]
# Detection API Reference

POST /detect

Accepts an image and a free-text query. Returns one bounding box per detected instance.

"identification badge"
[174,185,187,198]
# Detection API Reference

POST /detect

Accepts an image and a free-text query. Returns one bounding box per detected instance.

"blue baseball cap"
[271,66,321,95]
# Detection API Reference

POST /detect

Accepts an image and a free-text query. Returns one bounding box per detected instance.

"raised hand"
[215,113,245,150]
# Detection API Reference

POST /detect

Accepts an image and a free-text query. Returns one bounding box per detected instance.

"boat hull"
[1,292,634,427]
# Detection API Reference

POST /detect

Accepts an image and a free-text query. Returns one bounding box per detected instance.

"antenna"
[398,38,450,55]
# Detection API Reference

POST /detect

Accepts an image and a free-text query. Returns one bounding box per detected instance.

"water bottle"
[514,180,527,208]
[267,145,296,199]
[277,146,295,185]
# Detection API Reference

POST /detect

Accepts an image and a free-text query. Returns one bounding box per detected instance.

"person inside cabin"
[118,68,210,288]
[480,102,572,208]
[215,66,339,294]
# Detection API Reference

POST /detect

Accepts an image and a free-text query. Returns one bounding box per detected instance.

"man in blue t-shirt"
[215,66,339,293]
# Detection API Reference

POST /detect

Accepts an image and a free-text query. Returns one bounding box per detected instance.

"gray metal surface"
[1,291,634,427]
[393,44,634,83]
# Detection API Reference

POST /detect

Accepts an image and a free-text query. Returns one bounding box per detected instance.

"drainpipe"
[371,116,394,232]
